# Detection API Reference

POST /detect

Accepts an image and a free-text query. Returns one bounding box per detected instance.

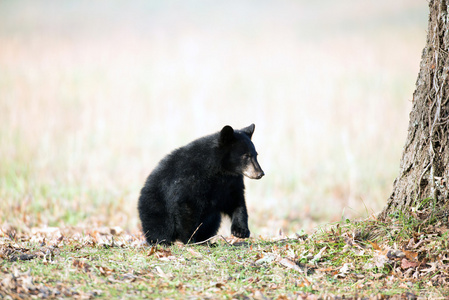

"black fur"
[138,124,264,244]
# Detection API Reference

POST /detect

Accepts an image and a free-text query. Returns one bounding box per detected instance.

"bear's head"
[219,124,264,180]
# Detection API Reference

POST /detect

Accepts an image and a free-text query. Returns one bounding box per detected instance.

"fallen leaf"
[311,246,327,263]
[155,266,167,278]
[339,263,352,274]
[73,259,91,272]
[255,254,277,265]
[318,267,334,272]
[147,245,156,256]
[334,263,352,278]
[403,250,418,261]
[421,262,438,274]
[55,235,64,245]
[401,259,419,269]
[147,245,174,259]
[122,273,137,282]
[97,265,114,276]
[372,252,389,269]
[368,241,381,250]
[253,290,267,300]
[186,248,202,258]
[156,248,173,259]
[31,227,60,235]
[278,258,303,273]
[1,276,13,289]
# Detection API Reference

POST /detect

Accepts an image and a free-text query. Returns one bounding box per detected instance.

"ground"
[2,209,448,299]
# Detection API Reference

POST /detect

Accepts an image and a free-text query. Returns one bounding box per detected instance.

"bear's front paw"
[231,225,250,239]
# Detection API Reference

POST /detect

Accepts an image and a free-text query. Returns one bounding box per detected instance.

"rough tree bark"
[380,0,449,219]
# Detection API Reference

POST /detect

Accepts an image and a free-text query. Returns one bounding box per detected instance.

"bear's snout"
[243,158,264,180]
[243,170,265,180]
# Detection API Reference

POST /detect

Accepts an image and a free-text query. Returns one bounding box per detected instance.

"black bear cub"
[138,124,264,244]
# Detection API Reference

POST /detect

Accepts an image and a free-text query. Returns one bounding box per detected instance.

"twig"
[187,235,231,246]
[187,223,203,244]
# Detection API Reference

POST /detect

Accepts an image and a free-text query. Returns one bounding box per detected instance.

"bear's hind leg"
[140,211,175,245]
[141,223,174,245]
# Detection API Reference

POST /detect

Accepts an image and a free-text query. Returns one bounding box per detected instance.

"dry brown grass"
[0,0,428,236]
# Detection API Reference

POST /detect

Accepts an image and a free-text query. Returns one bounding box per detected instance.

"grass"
[2,211,449,299]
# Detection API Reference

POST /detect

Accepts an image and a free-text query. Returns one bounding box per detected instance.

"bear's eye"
[243,154,252,159]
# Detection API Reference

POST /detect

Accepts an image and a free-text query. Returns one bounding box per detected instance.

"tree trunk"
[380,0,449,219]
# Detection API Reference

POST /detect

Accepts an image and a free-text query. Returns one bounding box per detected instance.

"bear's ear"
[241,124,255,139]
[219,125,234,146]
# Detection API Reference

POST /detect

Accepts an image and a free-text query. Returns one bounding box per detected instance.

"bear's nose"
[255,171,265,179]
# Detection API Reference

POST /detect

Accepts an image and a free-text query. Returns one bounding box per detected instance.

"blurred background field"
[0,0,427,237]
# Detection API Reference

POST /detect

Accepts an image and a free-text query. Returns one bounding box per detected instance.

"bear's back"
[155,134,220,179]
